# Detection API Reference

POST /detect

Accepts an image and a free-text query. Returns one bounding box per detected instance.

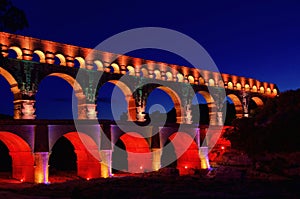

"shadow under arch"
[0,67,20,97]
[49,132,101,180]
[113,132,151,173]
[192,91,216,125]
[0,132,34,182]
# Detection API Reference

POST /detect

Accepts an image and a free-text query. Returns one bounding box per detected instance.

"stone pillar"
[136,106,146,122]
[184,104,193,124]
[86,104,97,119]
[216,111,223,126]
[152,148,162,171]
[21,100,36,119]
[34,152,49,184]
[199,147,210,169]
[241,91,249,117]
[100,150,112,178]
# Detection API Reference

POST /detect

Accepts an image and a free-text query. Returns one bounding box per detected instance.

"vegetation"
[223,89,300,156]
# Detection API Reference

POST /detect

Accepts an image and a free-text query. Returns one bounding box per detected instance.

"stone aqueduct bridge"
[0,32,278,183]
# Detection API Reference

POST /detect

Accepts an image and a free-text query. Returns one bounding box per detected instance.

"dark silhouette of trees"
[223,89,300,155]
[0,0,28,33]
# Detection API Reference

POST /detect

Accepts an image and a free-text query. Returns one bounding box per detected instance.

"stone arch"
[0,132,34,182]
[8,46,22,59]
[188,75,194,84]
[252,85,258,92]
[208,79,215,86]
[127,66,135,75]
[236,83,242,90]
[94,60,104,71]
[273,88,278,96]
[154,70,161,80]
[0,67,20,96]
[251,96,264,107]
[118,132,151,173]
[168,132,201,175]
[227,82,233,89]
[74,57,85,69]
[55,54,66,66]
[111,63,120,74]
[245,84,250,91]
[42,73,86,119]
[33,50,46,63]
[259,86,265,94]
[155,86,183,123]
[166,72,173,81]
[177,73,184,82]
[227,94,243,118]
[50,132,101,179]
[197,91,216,124]
[106,80,137,121]
[266,88,271,95]
[140,68,149,77]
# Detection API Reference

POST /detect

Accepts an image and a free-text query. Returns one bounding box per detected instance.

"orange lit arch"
[227,94,243,118]
[0,132,34,182]
[0,67,20,96]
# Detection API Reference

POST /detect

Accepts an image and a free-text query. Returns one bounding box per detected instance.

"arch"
[199,77,205,85]
[260,86,265,94]
[74,57,85,69]
[177,73,184,82]
[156,86,182,123]
[197,91,216,124]
[8,46,22,59]
[245,84,250,91]
[208,79,215,86]
[273,88,278,96]
[166,72,173,81]
[266,88,271,95]
[44,73,85,119]
[111,63,120,74]
[236,83,242,90]
[227,94,243,118]
[0,132,34,182]
[154,70,161,80]
[118,132,151,173]
[252,85,257,92]
[33,50,46,63]
[227,82,233,89]
[50,132,101,179]
[140,68,149,77]
[127,66,135,76]
[188,75,194,84]
[0,67,20,95]
[94,60,104,71]
[106,80,137,121]
[251,97,264,107]
[55,54,66,66]
[168,132,201,175]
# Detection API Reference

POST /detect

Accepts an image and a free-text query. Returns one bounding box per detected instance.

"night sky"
[1,0,300,119]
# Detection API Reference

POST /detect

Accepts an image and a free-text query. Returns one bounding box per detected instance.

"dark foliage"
[223,89,300,155]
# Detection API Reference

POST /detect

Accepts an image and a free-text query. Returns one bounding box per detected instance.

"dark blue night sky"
[1,0,300,119]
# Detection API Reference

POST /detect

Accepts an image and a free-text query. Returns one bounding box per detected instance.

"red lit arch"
[0,132,34,182]
[169,132,201,175]
[119,132,151,173]
[51,132,101,179]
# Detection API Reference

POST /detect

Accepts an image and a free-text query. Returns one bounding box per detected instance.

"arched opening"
[94,60,104,71]
[140,68,149,77]
[226,94,243,119]
[167,132,201,175]
[191,92,210,125]
[177,73,184,82]
[166,72,173,81]
[127,66,135,75]
[161,139,177,169]
[245,84,250,91]
[188,75,194,84]
[145,86,181,123]
[97,80,135,121]
[199,77,205,85]
[8,46,22,59]
[35,73,85,119]
[112,132,151,174]
[154,70,161,80]
[236,83,242,90]
[74,57,85,69]
[111,63,120,74]
[0,75,14,118]
[49,136,77,181]
[227,82,233,89]
[49,132,100,182]
[112,138,127,174]
[223,96,236,125]
[252,85,258,92]
[208,79,215,87]
[0,132,34,182]
[54,54,66,66]
[33,50,46,63]
[260,86,265,94]
[249,96,264,116]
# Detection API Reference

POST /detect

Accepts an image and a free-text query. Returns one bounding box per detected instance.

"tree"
[0,0,28,33]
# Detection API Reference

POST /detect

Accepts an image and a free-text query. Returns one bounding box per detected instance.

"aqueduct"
[0,32,278,183]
